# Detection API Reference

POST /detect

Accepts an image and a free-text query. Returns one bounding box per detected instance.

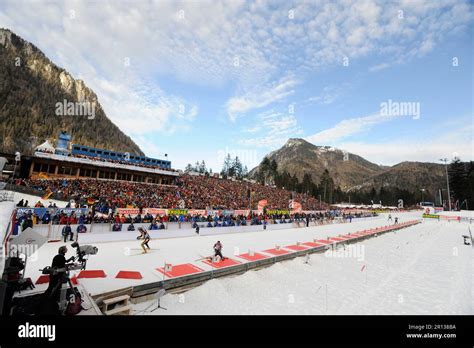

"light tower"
[439,158,451,211]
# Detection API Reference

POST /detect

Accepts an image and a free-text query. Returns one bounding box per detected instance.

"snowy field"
[1,192,472,315]
[132,218,473,315]
[20,213,410,296]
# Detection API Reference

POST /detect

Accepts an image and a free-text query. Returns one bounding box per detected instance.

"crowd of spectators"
[15,174,322,211]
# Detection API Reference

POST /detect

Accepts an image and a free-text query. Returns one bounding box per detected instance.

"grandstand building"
[16,133,178,185]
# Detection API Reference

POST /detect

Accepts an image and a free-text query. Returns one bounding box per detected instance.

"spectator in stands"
[77,224,87,233]
[134,214,142,223]
[42,211,51,224]
[22,215,33,231]
[78,214,86,225]
[128,222,135,231]
[112,222,122,231]
[149,221,158,230]
[16,174,323,214]
[144,212,153,223]
[59,214,67,225]
[69,214,77,225]
[32,213,38,225]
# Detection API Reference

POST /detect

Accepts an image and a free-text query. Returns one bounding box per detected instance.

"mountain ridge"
[0,28,144,156]
[250,138,446,199]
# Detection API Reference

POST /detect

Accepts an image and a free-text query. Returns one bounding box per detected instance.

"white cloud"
[339,134,472,166]
[2,0,469,90]
[308,84,349,105]
[226,75,299,121]
[369,62,391,72]
[92,77,197,136]
[306,113,397,144]
[0,0,471,156]
[239,111,303,148]
[320,117,473,165]
[243,125,262,133]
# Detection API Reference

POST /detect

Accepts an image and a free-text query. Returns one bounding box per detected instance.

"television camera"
[70,241,98,270]
[37,242,98,315]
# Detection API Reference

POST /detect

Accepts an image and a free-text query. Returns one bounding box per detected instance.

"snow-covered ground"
[20,213,409,296]
[132,218,473,315]
[1,191,472,314]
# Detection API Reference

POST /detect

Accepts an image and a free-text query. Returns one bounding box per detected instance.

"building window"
[58,166,75,176]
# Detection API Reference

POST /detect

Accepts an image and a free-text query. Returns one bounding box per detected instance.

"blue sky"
[0,0,472,171]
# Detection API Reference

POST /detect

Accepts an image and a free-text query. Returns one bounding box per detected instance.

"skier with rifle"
[211,241,226,262]
[137,227,151,254]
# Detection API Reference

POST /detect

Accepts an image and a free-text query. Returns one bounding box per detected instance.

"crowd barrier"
[22,214,382,243]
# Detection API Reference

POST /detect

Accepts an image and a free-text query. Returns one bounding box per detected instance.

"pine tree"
[320,169,334,203]
[199,160,207,174]
[467,162,474,209]
[301,173,312,194]
[231,156,242,179]
[242,165,248,178]
[270,159,278,176]
[449,158,468,207]
[221,153,232,178]
[184,163,193,173]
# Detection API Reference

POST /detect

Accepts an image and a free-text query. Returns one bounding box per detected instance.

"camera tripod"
[46,264,82,315]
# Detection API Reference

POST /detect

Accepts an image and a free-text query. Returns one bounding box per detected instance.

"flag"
[289,200,302,212]
[360,265,366,272]
[42,188,53,200]
[176,191,181,199]
[257,199,268,210]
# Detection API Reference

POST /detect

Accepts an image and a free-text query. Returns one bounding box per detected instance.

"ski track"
[132,219,472,315]
[2,194,471,315]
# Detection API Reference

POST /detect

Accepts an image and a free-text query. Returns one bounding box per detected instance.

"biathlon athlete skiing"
[211,240,226,262]
[138,227,151,254]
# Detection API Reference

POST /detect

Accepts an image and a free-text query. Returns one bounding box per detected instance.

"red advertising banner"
[188,209,206,215]
[116,208,168,216]
[234,210,250,216]
[116,208,140,215]
[144,208,167,216]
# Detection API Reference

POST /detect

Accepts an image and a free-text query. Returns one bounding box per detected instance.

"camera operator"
[44,246,75,301]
